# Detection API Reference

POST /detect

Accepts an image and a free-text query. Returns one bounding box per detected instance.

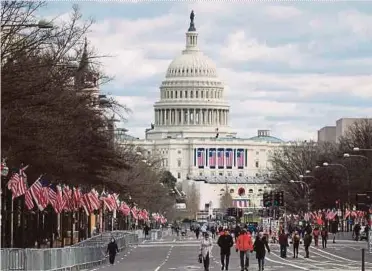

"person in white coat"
[200,232,213,271]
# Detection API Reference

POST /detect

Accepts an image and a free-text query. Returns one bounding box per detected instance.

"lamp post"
[1,20,53,29]
[323,162,350,205]
[344,153,369,161]
[353,147,372,152]
[290,180,311,212]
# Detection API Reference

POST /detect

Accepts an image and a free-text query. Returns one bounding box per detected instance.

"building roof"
[190,175,271,184]
[247,135,284,143]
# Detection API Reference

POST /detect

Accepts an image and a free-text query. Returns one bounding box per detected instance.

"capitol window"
[170,91,173,99]
[180,91,183,98]
[229,189,234,194]
[196,91,198,98]
[255,161,259,168]
[177,160,181,167]
[239,172,243,177]
[175,91,178,98]
[178,150,182,154]
[177,172,181,179]
[190,91,193,98]
[249,189,253,193]
[227,171,232,176]
[201,91,204,98]
[185,91,188,98]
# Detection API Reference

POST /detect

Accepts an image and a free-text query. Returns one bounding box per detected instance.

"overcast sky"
[41,1,372,141]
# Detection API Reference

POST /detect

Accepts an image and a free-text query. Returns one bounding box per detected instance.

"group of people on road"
[197,221,337,271]
[199,226,270,271]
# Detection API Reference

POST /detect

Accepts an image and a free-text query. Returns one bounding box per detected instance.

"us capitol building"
[120,12,284,212]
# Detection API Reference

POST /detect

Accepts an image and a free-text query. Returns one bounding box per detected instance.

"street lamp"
[323,162,350,204]
[353,147,372,152]
[289,180,311,212]
[1,20,53,29]
[343,153,369,161]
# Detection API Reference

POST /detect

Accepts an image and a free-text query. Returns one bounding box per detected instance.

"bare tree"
[1,2,130,187]
[185,183,200,219]
[268,141,340,212]
[220,190,233,211]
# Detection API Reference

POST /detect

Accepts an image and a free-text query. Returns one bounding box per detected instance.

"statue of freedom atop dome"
[188,10,196,31]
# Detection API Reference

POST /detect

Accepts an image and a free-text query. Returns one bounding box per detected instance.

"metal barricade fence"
[0,232,140,271]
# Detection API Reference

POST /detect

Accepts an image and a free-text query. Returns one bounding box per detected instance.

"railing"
[0,230,163,271]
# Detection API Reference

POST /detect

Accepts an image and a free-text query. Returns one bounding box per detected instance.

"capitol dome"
[165,53,218,79]
[146,11,236,140]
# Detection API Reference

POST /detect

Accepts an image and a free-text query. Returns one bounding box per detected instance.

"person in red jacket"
[236,229,253,271]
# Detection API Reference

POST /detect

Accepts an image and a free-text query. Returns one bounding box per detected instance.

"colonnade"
[155,108,229,126]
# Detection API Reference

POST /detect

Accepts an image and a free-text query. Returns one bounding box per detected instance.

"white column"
[181,109,184,125]
[193,109,196,125]
[187,109,190,125]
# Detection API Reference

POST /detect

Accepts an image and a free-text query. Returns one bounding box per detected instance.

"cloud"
[44,2,372,141]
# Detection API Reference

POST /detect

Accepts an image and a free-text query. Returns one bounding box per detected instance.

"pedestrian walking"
[195,227,201,239]
[278,230,288,258]
[143,224,150,240]
[217,228,234,270]
[211,226,216,239]
[253,232,270,271]
[303,232,312,258]
[292,231,300,258]
[200,232,213,271]
[236,229,253,271]
[106,237,119,265]
[321,227,328,248]
[313,227,320,247]
[330,220,338,243]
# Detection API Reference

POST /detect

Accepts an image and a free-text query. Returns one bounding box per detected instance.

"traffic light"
[273,192,279,206]
[278,191,284,206]
[263,192,269,207]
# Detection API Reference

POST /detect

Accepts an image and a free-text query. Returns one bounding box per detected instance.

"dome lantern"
[184,10,198,53]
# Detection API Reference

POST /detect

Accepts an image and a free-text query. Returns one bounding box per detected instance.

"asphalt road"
[87,234,372,271]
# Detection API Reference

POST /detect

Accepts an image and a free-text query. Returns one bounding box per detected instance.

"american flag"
[131,206,138,220]
[73,187,82,210]
[48,184,58,213]
[225,149,233,168]
[217,149,224,168]
[119,201,131,216]
[30,176,49,211]
[63,185,73,211]
[237,149,245,168]
[55,185,65,214]
[81,193,93,215]
[25,189,34,210]
[88,189,101,210]
[7,166,28,199]
[101,191,116,212]
[197,149,205,168]
[209,149,216,168]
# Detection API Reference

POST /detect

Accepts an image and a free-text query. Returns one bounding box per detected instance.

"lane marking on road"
[312,246,372,264]
[154,245,174,271]
[265,256,309,270]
